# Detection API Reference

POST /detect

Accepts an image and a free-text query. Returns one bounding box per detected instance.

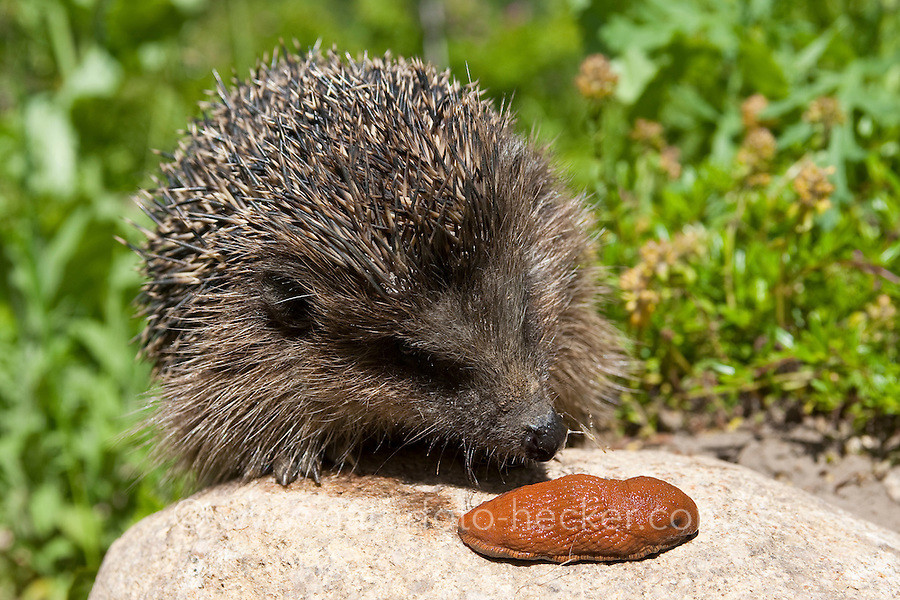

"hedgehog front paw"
[272,454,299,486]
[273,453,321,486]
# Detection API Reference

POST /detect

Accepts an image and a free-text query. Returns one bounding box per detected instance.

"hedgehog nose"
[523,411,567,462]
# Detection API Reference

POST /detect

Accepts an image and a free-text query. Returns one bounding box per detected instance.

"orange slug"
[458,474,699,563]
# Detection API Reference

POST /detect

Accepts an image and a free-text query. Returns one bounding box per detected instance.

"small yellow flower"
[866,294,897,323]
[792,161,835,211]
[736,127,777,174]
[621,228,706,329]
[619,265,646,294]
[630,118,665,150]
[671,227,704,257]
[575,54,618,101]
[639,240,677,278]
[745,173,772,188]
[803,96,845,128]
[620,266,658,328]
[741,94,769,130]
[659,145,682,180]
[789,161,834,231]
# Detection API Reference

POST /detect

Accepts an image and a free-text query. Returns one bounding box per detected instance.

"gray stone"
[884,467,900,504]
[91,449,900,600]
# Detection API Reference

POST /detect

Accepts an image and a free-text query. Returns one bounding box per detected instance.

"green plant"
[573,0,900,435]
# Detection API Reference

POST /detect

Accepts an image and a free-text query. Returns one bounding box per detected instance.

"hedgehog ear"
[258,270,314,335]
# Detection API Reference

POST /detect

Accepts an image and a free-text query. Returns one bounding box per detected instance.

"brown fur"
[135,46,626,486]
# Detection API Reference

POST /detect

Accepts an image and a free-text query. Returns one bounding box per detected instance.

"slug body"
[458,474,699,562]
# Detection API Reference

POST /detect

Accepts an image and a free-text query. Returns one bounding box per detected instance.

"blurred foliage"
[572,0,900,435]
[0,0,897,598]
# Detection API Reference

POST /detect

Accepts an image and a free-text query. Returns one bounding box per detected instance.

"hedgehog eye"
[395,339,437,372]
[259,271,314,335]
[390,338,469,388]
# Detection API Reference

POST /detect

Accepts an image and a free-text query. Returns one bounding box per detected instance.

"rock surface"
[91,449,900,600]
[628,419,900,533]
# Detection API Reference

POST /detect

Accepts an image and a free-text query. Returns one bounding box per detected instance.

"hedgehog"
[134,46,626,486]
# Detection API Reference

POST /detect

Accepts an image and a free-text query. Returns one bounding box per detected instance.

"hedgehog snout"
[522,409,567,462]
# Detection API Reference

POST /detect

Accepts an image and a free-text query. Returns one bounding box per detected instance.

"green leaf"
[58,505,102,561]
[613,47,660,105]
[775,328,795,349]
[61,46,122,103]
[29,484,63,537]
[739,34,788,98]
[24,98,77,198]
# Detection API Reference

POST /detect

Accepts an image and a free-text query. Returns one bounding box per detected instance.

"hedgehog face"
[253,240,571,473]
[390,261,570,465]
